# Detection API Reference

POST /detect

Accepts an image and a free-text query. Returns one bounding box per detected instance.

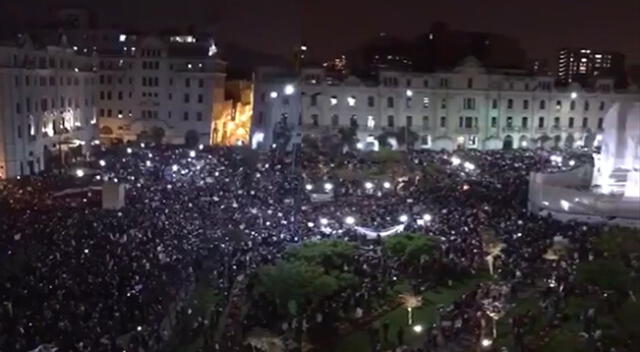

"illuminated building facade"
[0,35,97,178]
[90,34,226,146]
[557,48,627,88]
[212,80,253,146]
[252,57,640,151]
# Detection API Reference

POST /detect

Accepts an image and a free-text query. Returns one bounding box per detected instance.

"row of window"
[12,54,77,70]
[499,98,605,111]
[16,96,92,114]
[98,75,206,88]
[15,75,91,88]
[296,114,605,131]
[272,93,609,113]
[99,109,204,121]
[379,77,554,91]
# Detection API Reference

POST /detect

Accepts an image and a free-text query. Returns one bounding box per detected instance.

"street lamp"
[126,147,132,154]
[344,216,356,225]
[570,91,578,99]
[324,182,334,192]
[75,169,85,177]
[451,156,461,166]
[270,91,278,99]
[481,338,493,348]
[319,218,329,226]
[406,89,413,97]
[99,159,106,167]
[284,84,295,95]
[364,181,374,190]
[399,214,409,223]
[189,150,196,158]
[305,184,314,191]
[383,181,392,189]
[423,213,432,222]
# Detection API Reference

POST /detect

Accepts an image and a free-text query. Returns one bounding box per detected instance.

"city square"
[0,1,639,352]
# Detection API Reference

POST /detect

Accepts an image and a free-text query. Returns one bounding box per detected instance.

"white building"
[0,35,97,178]
[92,34,226,145]
[252,57,640,151]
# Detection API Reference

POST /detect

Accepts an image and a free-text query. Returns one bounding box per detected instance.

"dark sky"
[1,0,639,64]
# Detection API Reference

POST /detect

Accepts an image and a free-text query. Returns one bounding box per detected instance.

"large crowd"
[0,143,627,352]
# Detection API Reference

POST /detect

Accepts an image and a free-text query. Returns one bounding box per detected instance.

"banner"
[353,224,406,239]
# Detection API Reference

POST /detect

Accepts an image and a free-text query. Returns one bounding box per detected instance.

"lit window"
[347,96,356,106]
[423,97,430,108]
[330,96,338,106]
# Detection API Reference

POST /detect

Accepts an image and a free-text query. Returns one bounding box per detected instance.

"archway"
[502,135,514,150]
[553,135,562,148]
[100,125,114,136]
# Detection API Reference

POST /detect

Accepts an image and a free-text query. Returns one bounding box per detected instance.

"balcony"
[502,126,521,133]
[456,126,479,134]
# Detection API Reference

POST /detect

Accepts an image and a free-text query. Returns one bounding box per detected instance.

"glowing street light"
[305,184,314,191]
[324,182,334,192]
[198,144,204,150]
[171,164,179,172]
[75,169,85,177]
[423,213,432,222]
[126,147,132,154]
[451,156,461,166]
[364,181,374,190]
[344,216,356,225]
[570,91,578,99]
[463,161,476,171]
[406,89,413,97]
[269,91,278,99]
[99,159,106,167]
[189,150,196,158]
[412,325,423,333]
[383,181,392,189]
[569,159,576,166]
[481,338,493,348]
[399,214,409,223]
[319,218,329,226]
[284,84,295,95]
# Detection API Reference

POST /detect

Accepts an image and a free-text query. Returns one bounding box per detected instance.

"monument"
[102,182,126,210]
[528,102,640,227]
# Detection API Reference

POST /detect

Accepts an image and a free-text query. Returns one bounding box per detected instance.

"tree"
[383,233,438,265]
[337,126,358,150]
[253,260,355,316]
[150,127,165,144]
[396,127,419,149]
[185,130,200,148]
[576,259,629,295]
[284,240,356,272]
[398,293,423,325]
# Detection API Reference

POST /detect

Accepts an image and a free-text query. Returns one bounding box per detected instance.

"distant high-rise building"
[346,23,527,76]
[557,48,627,88]
[417,22,527,71]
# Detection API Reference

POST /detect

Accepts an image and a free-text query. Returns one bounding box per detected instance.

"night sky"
[1,0,639,64]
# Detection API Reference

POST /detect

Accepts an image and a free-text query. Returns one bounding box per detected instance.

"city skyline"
[1,0,639,65]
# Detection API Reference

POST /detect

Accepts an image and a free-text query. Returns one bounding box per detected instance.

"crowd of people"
[0,143,626,352]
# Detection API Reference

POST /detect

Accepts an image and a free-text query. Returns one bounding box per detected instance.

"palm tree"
[484,242,505,276]
[244,328,285,352]
[398,293,423,325]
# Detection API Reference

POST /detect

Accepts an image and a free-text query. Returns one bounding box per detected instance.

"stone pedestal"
[102,182,125,210]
